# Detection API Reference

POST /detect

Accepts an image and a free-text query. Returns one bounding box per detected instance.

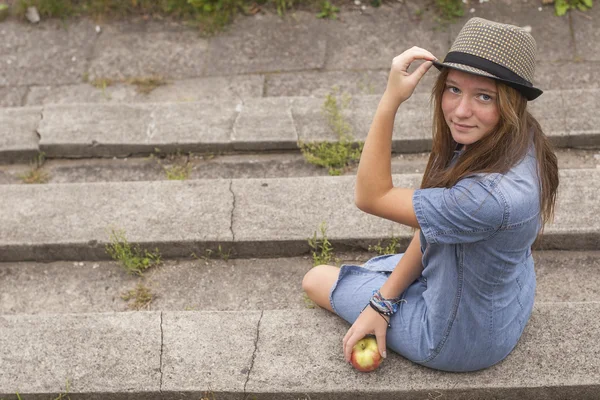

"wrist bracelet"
[369,289,406,316]
[360,303,391,328]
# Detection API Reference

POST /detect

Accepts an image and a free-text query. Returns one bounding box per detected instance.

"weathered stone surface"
[293,93,432,152]
[161,311,261,395]
[26,83,140,105]
[204,12,327,76]
[0,86,26,107]
[246,304,600,399]
[542,169,600,249]
[563,89,600,147]
[325,7,450,70]
[38,102,239,156]
[0,20,96,86]
[535,61,600,91]
[38,104,153,157]
[0,179,233,261]
[231,175,419,257]
[88,23,209,81]
[0,312,161,396]
[27,75,265,105]
[233,97,297,150]
[150,101,238,153]
[572,4,600,61]
[529,90,568,147]
[266,70,389,98]
[0,106,41,163]
[1,251,598,315]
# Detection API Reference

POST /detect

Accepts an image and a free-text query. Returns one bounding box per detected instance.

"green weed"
[368,235,401,255]
[555,0,593,15]
[434,0,463,21]
[105,228,162,276]
[192,245,233,261]
[299,140,363,176]
[149,149,193,180]
[164,163,192,180]
[308,221,335,266]
[316,0,339,19]
[299,87,364,175]
[0,4,9,21]
[12,0,329,34]
[121,282,154,310]
[128,75,167,94]
[18,152,50,184]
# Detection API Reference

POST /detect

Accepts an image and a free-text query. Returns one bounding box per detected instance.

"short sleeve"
[412,176,507,245]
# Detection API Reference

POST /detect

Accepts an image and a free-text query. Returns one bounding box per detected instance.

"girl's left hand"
[343,305,389,362]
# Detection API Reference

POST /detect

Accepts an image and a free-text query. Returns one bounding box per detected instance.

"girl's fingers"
[344,332,362,362]
[392,47,437,72]
[412,60,434,82]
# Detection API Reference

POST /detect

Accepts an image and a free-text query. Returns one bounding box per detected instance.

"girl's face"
[441,69,501,148]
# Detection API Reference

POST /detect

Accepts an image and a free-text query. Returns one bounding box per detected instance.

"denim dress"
[329,147,540,372]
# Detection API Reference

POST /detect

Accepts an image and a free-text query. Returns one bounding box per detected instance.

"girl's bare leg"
[302,265,341,313]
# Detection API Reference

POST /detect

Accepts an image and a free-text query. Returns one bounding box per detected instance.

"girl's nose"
[454,97,473,118]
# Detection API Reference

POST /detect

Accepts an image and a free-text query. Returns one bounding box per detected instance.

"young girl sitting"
[302,17,559,372]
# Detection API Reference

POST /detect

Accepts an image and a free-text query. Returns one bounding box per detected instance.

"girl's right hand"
[384,47,437,106]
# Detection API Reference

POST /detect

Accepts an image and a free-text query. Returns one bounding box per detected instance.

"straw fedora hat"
[432,17,543,101]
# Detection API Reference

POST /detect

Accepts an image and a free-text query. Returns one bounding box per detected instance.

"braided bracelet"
[360,303,391,328]
[370,289,406,316]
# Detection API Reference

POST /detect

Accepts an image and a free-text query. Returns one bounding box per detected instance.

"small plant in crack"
[299,87,363,176]
[308,221,337,266]
[121,282,155,310]
[149,148,193,181]
[105,228,162,276]
[18,151,50,184]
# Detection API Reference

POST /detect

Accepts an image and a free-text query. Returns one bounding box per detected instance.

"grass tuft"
[308,221,335,266]
[105,228,162,276]
[128,75,167,94]
[18,152,50,184]
[368,235,401,255]
[121,282,154,310]
[299,87,364,175]
[434,0,463,21]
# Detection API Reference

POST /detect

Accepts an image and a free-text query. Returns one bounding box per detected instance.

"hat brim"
[432,60,543,101]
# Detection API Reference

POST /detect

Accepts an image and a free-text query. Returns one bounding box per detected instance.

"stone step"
[2,148,598,185]
[1,251,598,315]
[1,169,598,262]
[1,89,599,163]
[1,302,599,399]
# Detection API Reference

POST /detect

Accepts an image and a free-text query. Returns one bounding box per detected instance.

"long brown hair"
[421,68,559,231]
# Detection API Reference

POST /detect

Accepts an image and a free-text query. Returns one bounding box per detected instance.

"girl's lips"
[453,122,475,131]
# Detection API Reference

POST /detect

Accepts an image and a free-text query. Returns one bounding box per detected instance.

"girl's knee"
[302,265,338,293]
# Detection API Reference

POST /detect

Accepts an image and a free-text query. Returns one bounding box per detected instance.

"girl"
[302,17,559,372]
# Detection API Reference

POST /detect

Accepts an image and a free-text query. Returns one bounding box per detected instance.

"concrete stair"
[1,169,599,262]
[2,302,600,399]
[2,5,600,399]
[1,89,599,163]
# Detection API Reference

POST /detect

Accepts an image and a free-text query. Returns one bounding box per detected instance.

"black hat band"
[443,51,534,88]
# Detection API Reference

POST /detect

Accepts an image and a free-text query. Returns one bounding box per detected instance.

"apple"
[350,336,382,372]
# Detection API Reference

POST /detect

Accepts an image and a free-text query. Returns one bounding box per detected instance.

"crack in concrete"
[159,311,164,392]
[261,74,268,97]
[243,311,263,398]
[35,107,44,148]
[146,106,157,143]
[229,180,236,242]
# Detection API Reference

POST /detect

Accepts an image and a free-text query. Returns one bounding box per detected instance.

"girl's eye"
[447,86,460,94]
[479,94,493,101]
